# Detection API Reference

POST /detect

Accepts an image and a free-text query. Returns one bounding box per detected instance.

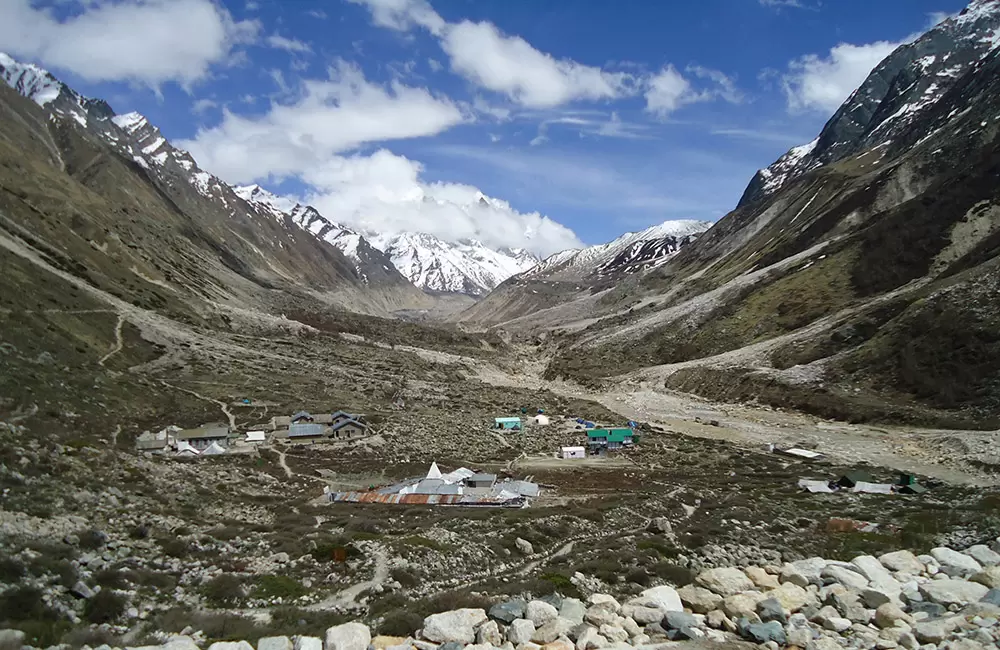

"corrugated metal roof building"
[289,423,326,438]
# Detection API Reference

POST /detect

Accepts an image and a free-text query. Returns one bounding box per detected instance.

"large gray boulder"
[526,600,559,626]
[324,623,370,650]
[878,550,925,575]
[515,538,534,555]
[619,604,661,624]
[558,598,586,625]
[477,620,502,647]
[258,637,293,650]
[507,619,535,646]
[633,585,683,612]
[422,609,487,644]
[293,637,322,650]
[490,599,527,624]
[971,566,1000,589]
[574,626,607,650]
[770,581,812,612]
[676,585,722,614]
[965,544,1000,567]
[208,643,254,650]
[821,565,869,590]
[695,567,754,596]
[532,618,575,644]
[931,547,983,574]
[919,579,989,606]
[0,630,26,648]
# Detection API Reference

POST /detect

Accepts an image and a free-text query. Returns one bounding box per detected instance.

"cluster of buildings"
[328,462,541,508]
[134,409,370,457]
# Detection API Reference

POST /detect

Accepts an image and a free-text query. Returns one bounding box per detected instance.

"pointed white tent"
[426,462,442,479]
[201,441,226,456]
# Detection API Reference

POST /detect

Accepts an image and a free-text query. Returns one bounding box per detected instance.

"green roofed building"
[495,417,522,431]
[587,428,634,451]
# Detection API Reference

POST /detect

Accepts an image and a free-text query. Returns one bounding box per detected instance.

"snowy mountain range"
[740,0,1000,205]
[522,219,712,281]
[0,51,547,298]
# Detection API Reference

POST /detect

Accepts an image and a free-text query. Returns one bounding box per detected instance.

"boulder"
[745,566,780,590]
[919,579,990,606]
[786,558,828,585]
[558,599,586,625]
[526,601,559,627]
[209,643,253,650]
[809,638,844,650]
[874,603,912,629]
[541,639,573,650]
[648,517,672,535]
[491,599,528,624]
[971,567,1000,589]
[756,597,787,624]
[862,587,899,609]
[620,617,640,639]
[478,621,503,647]
[879,550,925,575]
[705,610,733,632]
[422,610,488,644]
[786,626,812,648]
[931,548,983,574]
[821,565,869,590]
[914,619,959,644]
[532,619,575,645]
[508,619,536,646]
[371,637,408,650]
[583,603,619,627]
[258,637,293,650]
[585,595,619,610]
[515,538,534,556]
[738,619,786,645]
[596,625,628,644]
[293,637,322,650]
[982,588,1000,606]
[722,592,766,619]
[634,585,683,612]
[0,630,26,648]
[324,623,371,650]
[965,545,1000,567]
[770,581,812,612]
[70,581,95,599]
[574,627,606,650]
[661,611,698,632]
[695,567,755,596]
[619,605,662,625]
[677,585,723,614]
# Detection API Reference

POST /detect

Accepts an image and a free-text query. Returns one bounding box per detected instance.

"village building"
[561,446,586,459]
[331,410,358,426]
[176,424,230,451]
[586,427,635,453]
[244,431,266,444]
[268,415,291,431]
[331,419,367,439]
[135,430,169,452]
[287,422,327,441]
[495,416,522,430]
[466,472,496,488]
[290,411,314,424]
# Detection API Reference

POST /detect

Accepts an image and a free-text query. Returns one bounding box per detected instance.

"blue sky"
[0,0,970,254]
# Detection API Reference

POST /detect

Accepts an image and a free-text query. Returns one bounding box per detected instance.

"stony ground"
[1,304,999,650]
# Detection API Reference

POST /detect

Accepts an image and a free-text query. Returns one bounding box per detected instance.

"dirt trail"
[158,380,237,431]
[276,449,293,479]
[98,313,125,367]
[308,546,388,611]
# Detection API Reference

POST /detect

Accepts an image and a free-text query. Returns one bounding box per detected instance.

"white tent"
[533,414,551,426]
[426,462,442,479]
[175,441,198,456]
[245,431,266,443]
[201,441,227,456]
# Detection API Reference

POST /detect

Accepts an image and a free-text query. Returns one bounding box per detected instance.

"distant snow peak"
[370,231,540,296]
[0,52,62,106]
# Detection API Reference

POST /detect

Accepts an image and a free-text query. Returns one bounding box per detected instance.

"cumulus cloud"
[351,0,633,108]
[178,60,466,183]
[0,0,259,87]
[644,65,700,117]
[303,149,583,256]
[781,40,902,113]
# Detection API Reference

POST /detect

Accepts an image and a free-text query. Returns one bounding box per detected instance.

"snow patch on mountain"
[0,53,62,106]
[524,220,711,281]
[370,232,540,296]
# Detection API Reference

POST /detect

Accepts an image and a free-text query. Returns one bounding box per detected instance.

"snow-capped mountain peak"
[0,52,62,106]
[368,232,540,296]
[740,0,1000,206]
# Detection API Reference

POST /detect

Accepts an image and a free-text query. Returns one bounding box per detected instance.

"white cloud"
[440,20,633,108]
[758,0,811,9]
[346,0,445,34]
[191,98,218,114]
[0,0,259,87]
[351,0,633,108]
[687,65,744,104]
[266,34,312,54]
[644,65,700,117]
[927,11,958,28]
[427,58,443,72]
[782,40,901,113]
[179,61,466,183]
[303,149,583,256]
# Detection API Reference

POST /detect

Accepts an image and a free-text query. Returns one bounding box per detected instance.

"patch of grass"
[390,567,419,589]
[159,538,192,559]
[252,575,307,602]
[401,536,448,552]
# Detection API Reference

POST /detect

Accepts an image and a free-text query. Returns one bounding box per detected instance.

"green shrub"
[253,575,307,601]
[0,557,25,582]
[201,574,245,608]
[78,529,107,550]
[378,610,423,637]
[651,563,695,586]
[85,590,128,624]
[0,586,50,621]
[390,567,419,589]
[160,539,192,559]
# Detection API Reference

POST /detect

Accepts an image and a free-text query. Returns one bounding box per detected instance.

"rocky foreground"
[4,541,999,650]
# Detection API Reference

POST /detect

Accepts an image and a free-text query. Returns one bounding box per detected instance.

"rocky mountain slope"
[479,0,1000,429]
[0,52,430,314]
[455,220,710,326]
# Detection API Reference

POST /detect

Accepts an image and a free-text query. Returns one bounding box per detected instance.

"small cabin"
[561,446,586,459]
[331,419,367,439]
[495,417,522,431]
[587,428,634,451]
[176,425,230,451]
